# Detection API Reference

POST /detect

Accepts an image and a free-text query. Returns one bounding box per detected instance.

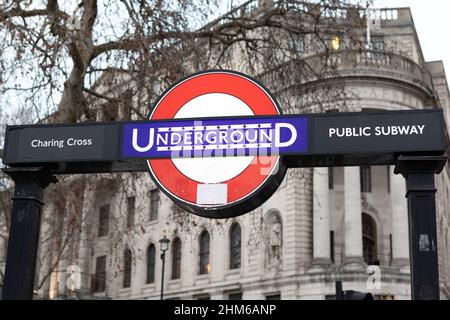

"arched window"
[123,248,132,288]
[362,213,377,265]
[229,223,241,269]
[199,230,210,275]
[146,244,156,284]
[171,237,182,279]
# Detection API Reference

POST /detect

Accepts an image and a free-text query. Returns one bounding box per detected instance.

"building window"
[287,33,305,53]
[328,167,334,190]
[199,230,211,275]
[266,293,281,300]
[228,292,243,300]
[123,249,132,288]
[194,294,211,300]
[171,237,182,280]
[149,189,159,221]
[98,205,109,237]
[146,244,156,284]
[371,35,384,51]
[229,223,241,269]
[329,34,342,51]
[360,166,372,193]
[362,213,377,265]
[92,255,106,293]
[127,196,135,228]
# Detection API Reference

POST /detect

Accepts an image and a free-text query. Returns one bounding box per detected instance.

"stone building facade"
[1,1,450,300]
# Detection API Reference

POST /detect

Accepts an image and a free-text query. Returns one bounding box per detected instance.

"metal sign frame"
[3,109,446,170]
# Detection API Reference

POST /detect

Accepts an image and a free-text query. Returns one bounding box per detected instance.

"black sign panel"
[279,109,447,167]
[2,109,447,173]
[3,123,120,165]
[312,111,445,155]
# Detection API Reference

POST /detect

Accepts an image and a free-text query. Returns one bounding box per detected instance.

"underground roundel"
[147,70,287,218]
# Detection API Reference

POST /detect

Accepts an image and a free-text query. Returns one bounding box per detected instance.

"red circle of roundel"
[147,70,282,217]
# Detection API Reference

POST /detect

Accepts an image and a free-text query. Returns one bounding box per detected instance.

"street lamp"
[159,235,170,300]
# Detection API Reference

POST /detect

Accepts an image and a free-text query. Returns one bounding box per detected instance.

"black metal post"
[160,251,166,300]
[2,167,57,300]
[394,155,447,300]
[335,281,344,300]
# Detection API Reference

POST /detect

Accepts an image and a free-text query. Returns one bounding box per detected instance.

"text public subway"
[329,125,425,138]
[31,138,93,149]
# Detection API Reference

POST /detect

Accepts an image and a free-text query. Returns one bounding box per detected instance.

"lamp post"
[159,235,170,300]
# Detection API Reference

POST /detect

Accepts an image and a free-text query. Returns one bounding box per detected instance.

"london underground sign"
[2,71,447,218]
[123,115,307,217]
[136,70,291,217]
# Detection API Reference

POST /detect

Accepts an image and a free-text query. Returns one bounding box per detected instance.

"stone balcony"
[259,49,434,98]
[204,0,411,31]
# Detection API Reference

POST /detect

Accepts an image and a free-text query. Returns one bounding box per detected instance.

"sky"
[372,0,450,75]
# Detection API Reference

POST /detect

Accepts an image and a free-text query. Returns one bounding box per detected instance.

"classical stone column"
[76,180,96,297]
[57,195,74,298]
[389,166,410,268]
[56,233,69,297]
[311,167,331,268]
[343,167,364,268]
[37,199,56,298]
[211,229,225,282]
[131,247,146,297]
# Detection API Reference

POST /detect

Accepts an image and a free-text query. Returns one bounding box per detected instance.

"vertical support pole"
[160,251,166,300]
[2,168,57,300]
[394,155,447,300]
[335,281,344,300]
